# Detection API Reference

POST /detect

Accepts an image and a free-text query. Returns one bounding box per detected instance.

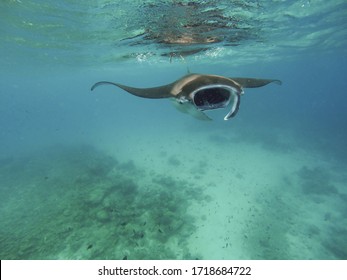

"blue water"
[1,1,346,260]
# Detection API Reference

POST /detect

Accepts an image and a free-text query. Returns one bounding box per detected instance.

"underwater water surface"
[0,0,347,260]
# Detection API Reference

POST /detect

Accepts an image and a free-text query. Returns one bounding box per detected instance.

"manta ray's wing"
[230,78,282,88]
[91,81,174,99]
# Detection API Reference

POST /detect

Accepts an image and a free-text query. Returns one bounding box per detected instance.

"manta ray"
[91,73,282,120]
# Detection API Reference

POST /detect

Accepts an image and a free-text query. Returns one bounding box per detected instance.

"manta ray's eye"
[193,87,231,110]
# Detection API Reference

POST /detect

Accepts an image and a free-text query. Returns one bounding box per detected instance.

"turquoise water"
[0,0,347,260]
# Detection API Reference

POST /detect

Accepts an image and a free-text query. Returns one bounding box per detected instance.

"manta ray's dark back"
[90,73,282,121]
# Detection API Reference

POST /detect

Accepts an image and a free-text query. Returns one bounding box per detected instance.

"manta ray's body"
[91,73,281,120]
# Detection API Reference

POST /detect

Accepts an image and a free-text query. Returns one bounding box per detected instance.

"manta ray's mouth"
[191,85,242,120]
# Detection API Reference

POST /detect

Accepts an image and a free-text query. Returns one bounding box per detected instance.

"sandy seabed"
[0,123,346,260]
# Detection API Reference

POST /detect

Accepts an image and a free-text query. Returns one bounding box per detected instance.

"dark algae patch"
[0,145,205,259]
[297,166,338,195]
